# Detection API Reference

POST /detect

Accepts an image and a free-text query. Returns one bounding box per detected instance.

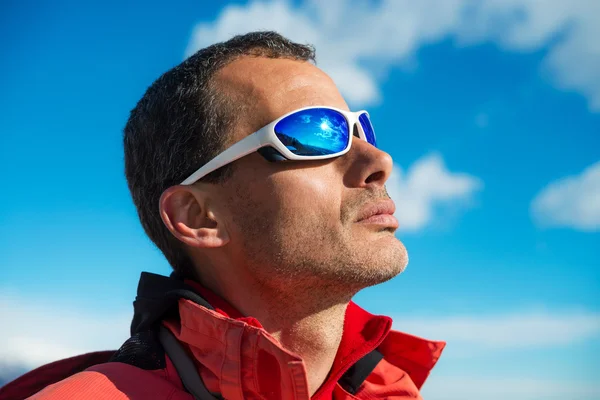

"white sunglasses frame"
[181,106,374,185]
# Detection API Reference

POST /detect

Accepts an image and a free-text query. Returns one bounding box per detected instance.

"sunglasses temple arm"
[180,132,264,185]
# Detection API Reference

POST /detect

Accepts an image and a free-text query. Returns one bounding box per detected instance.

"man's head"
[124,31,407,297]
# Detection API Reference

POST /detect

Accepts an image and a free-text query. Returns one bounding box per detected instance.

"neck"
[200,269,353,396]
[261,300,348,396]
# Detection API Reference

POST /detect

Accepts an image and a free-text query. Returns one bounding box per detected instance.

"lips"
[355,199,398,229]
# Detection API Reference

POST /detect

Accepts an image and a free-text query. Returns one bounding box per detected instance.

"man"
[1,31,444,399]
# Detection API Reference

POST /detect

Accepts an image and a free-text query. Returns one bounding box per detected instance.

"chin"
[340,249,407,290]
[370,261,406,286]
[364,240,408,284]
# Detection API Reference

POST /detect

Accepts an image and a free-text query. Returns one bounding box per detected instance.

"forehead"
[213,56,348,137]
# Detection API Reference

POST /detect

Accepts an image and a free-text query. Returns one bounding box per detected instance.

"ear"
[159,185,230,249]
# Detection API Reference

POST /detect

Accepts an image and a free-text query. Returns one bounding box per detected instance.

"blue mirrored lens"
[358,113,376,146]
[274,108,350,156]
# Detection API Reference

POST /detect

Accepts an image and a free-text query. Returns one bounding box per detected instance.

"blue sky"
[1,1,599,399]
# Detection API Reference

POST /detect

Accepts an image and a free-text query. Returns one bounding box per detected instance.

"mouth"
[355,199,399,230]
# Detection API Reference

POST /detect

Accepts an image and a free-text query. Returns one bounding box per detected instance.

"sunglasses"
[181,106,377,185]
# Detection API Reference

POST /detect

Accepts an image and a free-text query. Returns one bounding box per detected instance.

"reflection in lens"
[274,108,349,156]
[359,113,376,147]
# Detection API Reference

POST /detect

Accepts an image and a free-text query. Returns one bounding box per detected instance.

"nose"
[340,134,393,189]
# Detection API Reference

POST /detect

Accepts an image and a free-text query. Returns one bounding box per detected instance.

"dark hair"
[124,31,316,278]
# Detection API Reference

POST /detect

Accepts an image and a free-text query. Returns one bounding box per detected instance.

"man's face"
[210,56,408,293]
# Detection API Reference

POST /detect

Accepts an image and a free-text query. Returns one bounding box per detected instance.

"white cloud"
[0,293,130,369]
[531,161,600,231]
[421,376,600,400]
[394,308,600,351]
[386,153,482,232]
[186,0,600,111]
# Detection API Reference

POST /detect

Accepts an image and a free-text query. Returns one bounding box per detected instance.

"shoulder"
[28,362,187,400]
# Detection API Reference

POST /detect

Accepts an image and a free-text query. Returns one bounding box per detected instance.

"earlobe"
[159,186,230,249]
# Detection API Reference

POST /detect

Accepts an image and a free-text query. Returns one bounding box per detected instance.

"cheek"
[224,163,344,243]
[271,172,341,224]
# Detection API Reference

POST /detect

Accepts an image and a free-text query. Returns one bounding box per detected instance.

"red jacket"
[1,272,445,399]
